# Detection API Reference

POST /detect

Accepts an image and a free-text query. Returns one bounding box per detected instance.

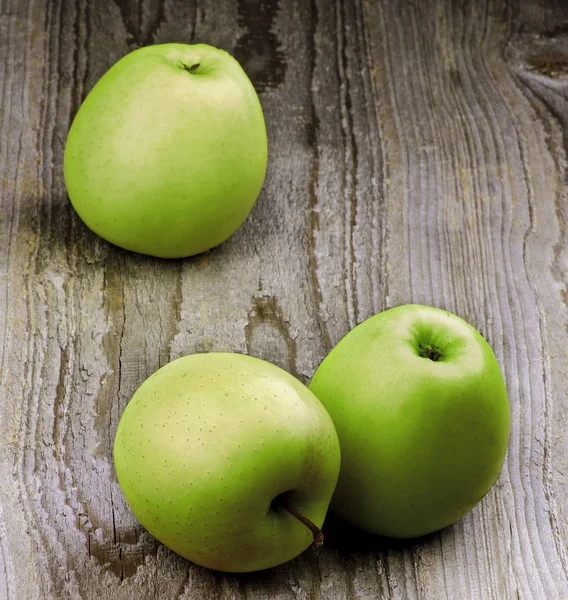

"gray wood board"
[1,0,567,598]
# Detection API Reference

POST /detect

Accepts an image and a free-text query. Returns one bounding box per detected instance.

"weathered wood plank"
[1,0,568,598]
[361,2,568,598]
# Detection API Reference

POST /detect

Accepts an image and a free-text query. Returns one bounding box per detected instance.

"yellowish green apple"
[64,44,267,258]
[309,304,510,538]
[114,353,340,572]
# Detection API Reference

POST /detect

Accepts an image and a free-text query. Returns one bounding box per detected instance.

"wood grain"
[1,0,568,598]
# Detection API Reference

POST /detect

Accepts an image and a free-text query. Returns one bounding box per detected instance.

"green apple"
[64,44,267,258]
[113,353,340,572]
[309,304,510,538]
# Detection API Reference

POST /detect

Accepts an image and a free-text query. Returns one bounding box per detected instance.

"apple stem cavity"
[419,345,443,362]
[275,493,324,548]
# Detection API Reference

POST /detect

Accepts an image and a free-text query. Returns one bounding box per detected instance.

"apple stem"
[419,345,442,362]
[182,63,200,74]
[283,504,324,548]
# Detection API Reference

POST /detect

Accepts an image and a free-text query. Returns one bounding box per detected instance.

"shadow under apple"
[219,510,451,592]
[320,511,448,556]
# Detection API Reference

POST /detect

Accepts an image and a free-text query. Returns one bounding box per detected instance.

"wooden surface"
[1,0,568,598]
